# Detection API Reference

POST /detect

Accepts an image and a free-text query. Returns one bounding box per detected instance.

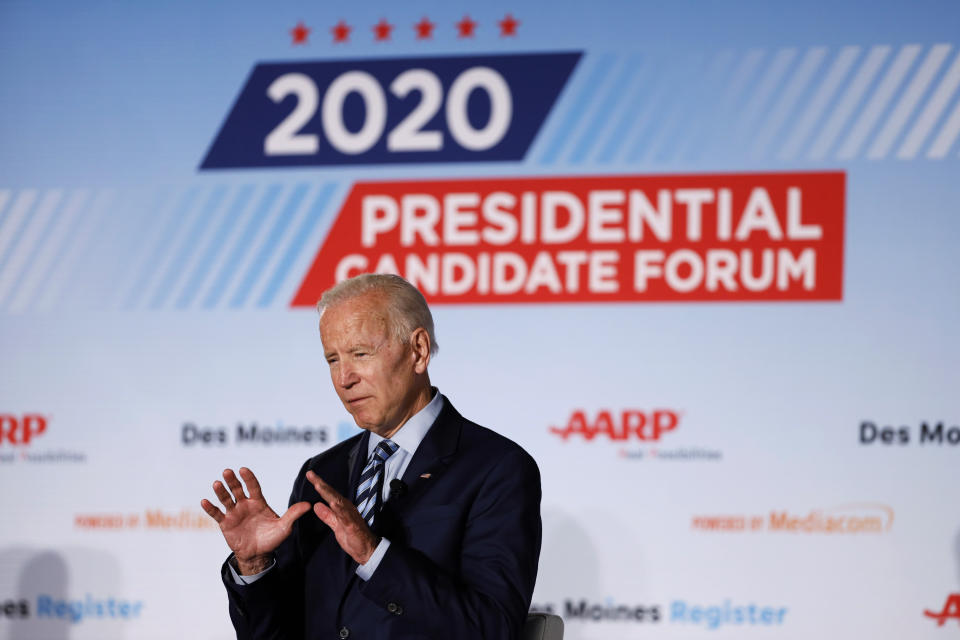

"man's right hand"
[201,467,312,575]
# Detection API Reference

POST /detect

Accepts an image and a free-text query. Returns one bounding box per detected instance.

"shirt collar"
[366,387,443,458]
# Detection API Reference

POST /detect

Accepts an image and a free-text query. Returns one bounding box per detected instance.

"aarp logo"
[0,414,48,446]
[549,409,680,442]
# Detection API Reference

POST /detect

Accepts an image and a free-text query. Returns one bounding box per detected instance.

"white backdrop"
[1,1,959,638]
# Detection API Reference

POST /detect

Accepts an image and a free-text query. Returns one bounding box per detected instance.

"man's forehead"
[320,295,391,338]
[324,290,389,316]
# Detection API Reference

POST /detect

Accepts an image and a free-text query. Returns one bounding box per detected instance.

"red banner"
[292,172,844,305]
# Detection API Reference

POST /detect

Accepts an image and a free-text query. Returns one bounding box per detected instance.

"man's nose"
[337,363,359,388]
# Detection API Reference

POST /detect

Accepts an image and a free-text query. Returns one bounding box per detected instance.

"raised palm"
[201,467,311,573]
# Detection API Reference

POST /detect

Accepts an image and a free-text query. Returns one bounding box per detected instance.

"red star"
[498,14,519,37]
[372,18,393,42]
[456,15,477,38]
[414,16,435,40]
[290,21,311,45]
[331,20,351,43]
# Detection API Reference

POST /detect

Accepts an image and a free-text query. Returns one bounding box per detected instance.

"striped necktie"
[355,439,399,527]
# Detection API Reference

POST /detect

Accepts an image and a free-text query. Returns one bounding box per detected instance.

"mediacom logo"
[691,503,894,534]
[0,413,85,464]
[74,509,217,531]
[548,408,722,461]
[925,594,960,627]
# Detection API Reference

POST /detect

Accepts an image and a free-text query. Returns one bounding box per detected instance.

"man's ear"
[410,327,431,374]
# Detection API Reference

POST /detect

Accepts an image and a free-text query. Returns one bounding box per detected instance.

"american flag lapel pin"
[420,473,431,479]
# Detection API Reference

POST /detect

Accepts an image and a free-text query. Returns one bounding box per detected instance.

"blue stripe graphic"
[594,63,653,164]
[536,54,616,165]
[644,53,710,164]
[568,57,636,165]
[149,185,227,309]
[674,50,738,163]
[124,187,200,309]
[176,184,254,309]
[780,46,862,161]
[621,67,675,164]
[1,192,68,310]
[203,184,282,309]
[733,48,800,141]
[106,187,171,309]
[47,189,117,310]
[258,181,338,308]
[0,191,13,229]
[228,182,308,308]
[0,192,40,278]
[21,191,92,312]
[587,55,646,164]
[750,47,830,159]
[70,188,134,310]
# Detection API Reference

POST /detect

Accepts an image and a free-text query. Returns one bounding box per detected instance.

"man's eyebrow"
[325,342,379,357]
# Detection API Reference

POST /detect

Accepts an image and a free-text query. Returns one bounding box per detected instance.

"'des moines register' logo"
[531,598,787,630]
[548,408,722,461]
[860,419,960,446]
[181,420,328,446]
[925,594,960,627]
[531,599,661,623]
[0,593,145,624]
[0,413,86,464]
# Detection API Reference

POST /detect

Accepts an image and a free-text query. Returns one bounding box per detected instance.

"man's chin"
[349,413,379,432]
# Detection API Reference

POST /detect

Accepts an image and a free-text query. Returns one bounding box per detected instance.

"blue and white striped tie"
[355,439,399,527]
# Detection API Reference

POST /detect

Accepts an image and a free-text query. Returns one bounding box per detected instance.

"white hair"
[317,273,438,356]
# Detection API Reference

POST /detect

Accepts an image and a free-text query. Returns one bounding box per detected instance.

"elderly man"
[202,273,542,639]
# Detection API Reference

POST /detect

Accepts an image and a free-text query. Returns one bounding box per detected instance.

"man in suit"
[201,273,542,639]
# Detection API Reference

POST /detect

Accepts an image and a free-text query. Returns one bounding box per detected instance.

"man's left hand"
[306,470,380,565]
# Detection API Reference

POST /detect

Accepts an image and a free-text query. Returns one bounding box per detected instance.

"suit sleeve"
[357,447,542,640]
[220,462,311,640]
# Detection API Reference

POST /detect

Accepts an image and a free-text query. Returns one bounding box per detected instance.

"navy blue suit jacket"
[221,396,542,639]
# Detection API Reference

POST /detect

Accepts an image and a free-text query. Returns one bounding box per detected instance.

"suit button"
[387,601,403,615]
[338,627,350,638]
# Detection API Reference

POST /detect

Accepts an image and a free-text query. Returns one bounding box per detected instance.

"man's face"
[319,292,423,436]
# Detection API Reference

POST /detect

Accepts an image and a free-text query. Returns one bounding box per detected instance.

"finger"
[213,480,235,509]
[200,499,224,524]
[223,468,247,502]
[306,471,345,509]
[280,502,312,530]
[238,467,263,501]
[313,501,337,530]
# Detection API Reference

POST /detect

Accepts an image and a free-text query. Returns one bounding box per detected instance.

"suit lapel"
[310,430,368,501]
[327,432,369,579]
[392,396,462,510]
[346,430,370,500]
